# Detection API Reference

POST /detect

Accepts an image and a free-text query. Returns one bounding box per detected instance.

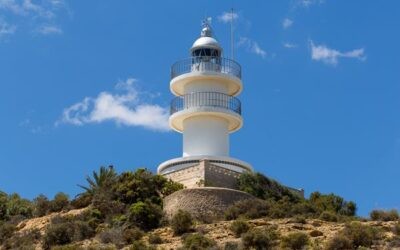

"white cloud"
[0,0,67,36]
[57,78,170,132]
[282,18,293,29]
[0,19,16,37]
[238,37,267,58]
[310,40,366,65]
[283,42,297,49]
[35,24,62,34]
[299,0,325,7]
[218,11,239,23]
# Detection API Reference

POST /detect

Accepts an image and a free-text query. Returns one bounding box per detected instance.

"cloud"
[298,0,325,7]
[0,19,16,37]
[238,37,267,58]
[282,18,293,29]
[283,42,297,49]
[35,24,62,34]
[57,78,170,132]
[218,11,239,23]
[310,40,366,65]
[0,0,68,36]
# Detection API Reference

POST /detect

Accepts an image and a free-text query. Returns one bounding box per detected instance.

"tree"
[78,165,117,197]
[33,194,50,217]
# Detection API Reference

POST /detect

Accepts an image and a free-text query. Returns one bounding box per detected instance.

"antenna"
[230,8,235,60]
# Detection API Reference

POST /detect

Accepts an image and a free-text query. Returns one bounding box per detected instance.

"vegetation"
[180,233,217,250]
[0,167,397,249]
[241,227,279,250]
[370,209,399,221]
[229,219,250,237]
[171,209,193,235]
[280,232,310,250]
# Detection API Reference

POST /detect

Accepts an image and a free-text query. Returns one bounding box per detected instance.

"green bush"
[72,220,95,241]
[5,193,33,218]
[2,229,40,249]
[241,228,279,250]
[224,241,239,250]
[171,209,193,235]
[225,199,269,220]
[70,193,92,209]
[229,219,250,237]
[280,232,310,250]
[49,192,70,213]
[148,233,163,244]
[123,227,145,244]
[128,201,163,231]
[43,222,75,249]
[33,194,51,217]
[393,222,400,235]
[238,172,298,201]
[0,222,16,244]
[129,241,156,250]
[319,211,338,222]
[97,227,124,248]
[341,222,380,248]
[370,209,399,221]
[324,235,352,250]
[309,192,356,216]
[181,233,217,250]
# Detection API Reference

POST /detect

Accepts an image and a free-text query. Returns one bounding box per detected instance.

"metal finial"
[201,17,213,37]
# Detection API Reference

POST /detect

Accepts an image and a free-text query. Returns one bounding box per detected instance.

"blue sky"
[0,0,399,216]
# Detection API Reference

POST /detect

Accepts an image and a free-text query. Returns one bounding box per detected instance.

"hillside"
[1,166,400,249]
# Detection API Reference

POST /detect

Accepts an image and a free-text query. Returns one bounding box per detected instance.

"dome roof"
[190,22,222,52]
[191,36,221,51]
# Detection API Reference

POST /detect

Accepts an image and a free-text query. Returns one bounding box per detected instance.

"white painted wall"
[184,79,228,94]
[183,115,229,157]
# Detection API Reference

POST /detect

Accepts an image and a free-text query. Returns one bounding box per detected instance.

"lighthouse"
[158,20,252,189]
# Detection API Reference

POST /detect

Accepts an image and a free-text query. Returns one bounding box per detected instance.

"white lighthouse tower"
[158,20,252,189]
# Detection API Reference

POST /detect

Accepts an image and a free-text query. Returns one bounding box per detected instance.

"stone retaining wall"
[163,187,256,220]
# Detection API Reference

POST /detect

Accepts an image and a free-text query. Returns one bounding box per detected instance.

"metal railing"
[171,57,241,80]
[170,92,241,115]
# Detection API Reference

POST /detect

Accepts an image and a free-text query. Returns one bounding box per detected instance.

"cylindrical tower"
[158,21,252,188]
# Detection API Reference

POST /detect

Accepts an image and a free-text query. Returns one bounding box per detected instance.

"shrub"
[370,209,399,221]
[238,172,298,201]
[224,241,239,250]
[319,211,338,222]
[2,229,41,249]
[148,233,163,244]
[33,194,51,217]
[0,222,16,244]
[309,192,356,216]
[43,222,75,249]
[325,235,352,250]
[70,193,92,209]
[341,222,380,248]
[225,199,269,220]
[393,222,400,235]
[73,220,95,241]
[181,233,217,250]
[97,227,124,248]
[123,227,145,244]
[128,201,163,231]
[171,210,193,235]
[129,241,156,250]
[241,228,279,250]
[290,215,307,224]
[49,192,70,213]
[229,219,250,237]
[280,232,310,250]
[6,193,33,218]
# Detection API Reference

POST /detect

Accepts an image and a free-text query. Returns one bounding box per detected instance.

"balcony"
[170,92,241,116]
[171,57,241,80]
